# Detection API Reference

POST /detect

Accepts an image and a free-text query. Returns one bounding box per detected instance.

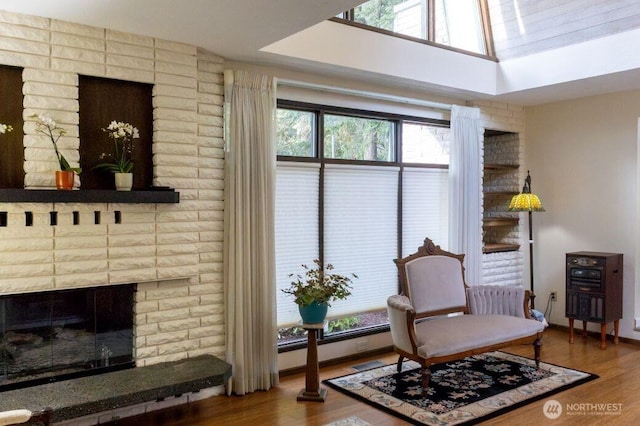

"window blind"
[402,167,449,256]
[323,164,399,319]
[275,162,320,327]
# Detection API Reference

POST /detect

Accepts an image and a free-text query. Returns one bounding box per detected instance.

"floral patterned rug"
[324,352,597,425]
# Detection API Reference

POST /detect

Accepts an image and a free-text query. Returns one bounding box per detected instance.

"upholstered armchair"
[387,238,544,394]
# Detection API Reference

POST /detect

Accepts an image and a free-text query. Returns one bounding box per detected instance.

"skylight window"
[338,0,493,58]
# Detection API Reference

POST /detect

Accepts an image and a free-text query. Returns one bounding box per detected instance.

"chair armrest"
[467,285,526,317]
[0,409,33,426]
[523,290,533,319]
[387,295,418,354]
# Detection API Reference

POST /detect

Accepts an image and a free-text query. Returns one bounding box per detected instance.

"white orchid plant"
[93,120,139,173]
[0,123,12,135]
[32,114,81,174]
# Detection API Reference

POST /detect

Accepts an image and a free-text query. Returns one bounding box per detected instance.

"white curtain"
[448,105,483,285]
[223,69,279,395]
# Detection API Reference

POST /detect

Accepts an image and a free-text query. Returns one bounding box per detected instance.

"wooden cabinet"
[566,251,623,349]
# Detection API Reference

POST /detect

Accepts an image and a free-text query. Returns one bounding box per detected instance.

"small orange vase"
[55,170,75,190]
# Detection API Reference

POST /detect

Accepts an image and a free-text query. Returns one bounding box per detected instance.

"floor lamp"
[509,171,544,310]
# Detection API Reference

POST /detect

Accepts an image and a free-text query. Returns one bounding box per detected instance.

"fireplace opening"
[0,284,135,391]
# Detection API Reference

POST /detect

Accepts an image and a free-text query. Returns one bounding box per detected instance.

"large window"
[338,0,492,57]
[275,101,450,346]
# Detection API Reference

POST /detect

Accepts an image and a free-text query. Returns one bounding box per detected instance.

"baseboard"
[547,322,640,347]
[279,345,394,377]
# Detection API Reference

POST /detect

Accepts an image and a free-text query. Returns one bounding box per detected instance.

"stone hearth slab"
[0,354,231,423]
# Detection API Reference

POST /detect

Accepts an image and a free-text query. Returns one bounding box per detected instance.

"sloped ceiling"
[1,0,639,106]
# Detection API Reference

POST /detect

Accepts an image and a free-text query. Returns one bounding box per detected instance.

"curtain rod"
[277,78,452,112]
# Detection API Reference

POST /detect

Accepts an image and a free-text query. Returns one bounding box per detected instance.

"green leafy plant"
[282,259,356,307]
[32,114,81,174]
[93,120,139,173]
[327,316,359,333]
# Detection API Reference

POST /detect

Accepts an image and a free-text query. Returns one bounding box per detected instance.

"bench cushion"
[415,314,544,359]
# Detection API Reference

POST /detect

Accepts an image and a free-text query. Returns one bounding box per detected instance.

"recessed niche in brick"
[114,211,121,224]
[50,211,58,226]
[0,212,7,227]
[73,211,80,225]
[79,76,153,190]
[0,65,25,189]
[94,211,101,225]
[25,211,33,226]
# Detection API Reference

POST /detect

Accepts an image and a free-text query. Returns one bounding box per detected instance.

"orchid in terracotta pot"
[32,114,81,174]
[282,259,356,324]
[32,114,80,190]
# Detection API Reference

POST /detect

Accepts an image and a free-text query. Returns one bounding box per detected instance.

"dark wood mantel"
[0,189,179,204]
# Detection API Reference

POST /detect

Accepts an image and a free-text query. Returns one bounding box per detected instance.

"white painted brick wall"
[0,10,224,366]
[471,100,526,287]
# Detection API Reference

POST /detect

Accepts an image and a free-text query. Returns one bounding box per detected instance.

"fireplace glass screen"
[0,284,134,390]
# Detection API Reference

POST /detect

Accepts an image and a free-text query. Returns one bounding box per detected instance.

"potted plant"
[93,120,139,191]
[0,123,12,135]
[282,259,356,324]
[32,114,81,190]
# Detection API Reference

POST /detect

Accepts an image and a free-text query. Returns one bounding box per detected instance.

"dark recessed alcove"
[0,65,25,189]
[79,75,154,190]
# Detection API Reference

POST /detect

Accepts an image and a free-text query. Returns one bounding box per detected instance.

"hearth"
[0,284,135,391]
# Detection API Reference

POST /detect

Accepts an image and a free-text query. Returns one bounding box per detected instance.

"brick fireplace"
[0,9,226,383]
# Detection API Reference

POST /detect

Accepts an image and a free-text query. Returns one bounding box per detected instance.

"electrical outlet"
[550,291,557,302]
[356,340,368,352]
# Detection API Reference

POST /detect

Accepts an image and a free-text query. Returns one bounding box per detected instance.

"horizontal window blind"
[402,167,449,256]
[323,164,399,319]
[275,162,320,327]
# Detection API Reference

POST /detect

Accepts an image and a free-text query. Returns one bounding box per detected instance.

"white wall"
[526,90,640,339]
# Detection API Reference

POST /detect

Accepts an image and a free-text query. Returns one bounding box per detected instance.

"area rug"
[323,416,372,426]
[324,351,597,425]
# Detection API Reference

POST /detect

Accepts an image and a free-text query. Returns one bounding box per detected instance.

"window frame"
[276,99,450,352]
[334,0,496,61]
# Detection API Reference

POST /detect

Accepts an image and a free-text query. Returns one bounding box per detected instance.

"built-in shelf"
[484,191,519,197]
[484,164,519,171]
[483,135,521,254]
[483,217,519,227]
[483,243,521,254]
[0,189,179,204]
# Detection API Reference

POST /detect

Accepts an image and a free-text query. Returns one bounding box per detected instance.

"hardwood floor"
[107,327,640,425]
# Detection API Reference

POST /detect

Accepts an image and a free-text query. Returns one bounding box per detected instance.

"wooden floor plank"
[106,327,639,425]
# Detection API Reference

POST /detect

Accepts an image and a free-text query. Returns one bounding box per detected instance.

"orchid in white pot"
[93,120,139,174]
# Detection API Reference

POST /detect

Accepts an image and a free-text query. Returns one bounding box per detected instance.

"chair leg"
[533,337,542,367]
[421,365,431,395]
[396,355,404,373]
